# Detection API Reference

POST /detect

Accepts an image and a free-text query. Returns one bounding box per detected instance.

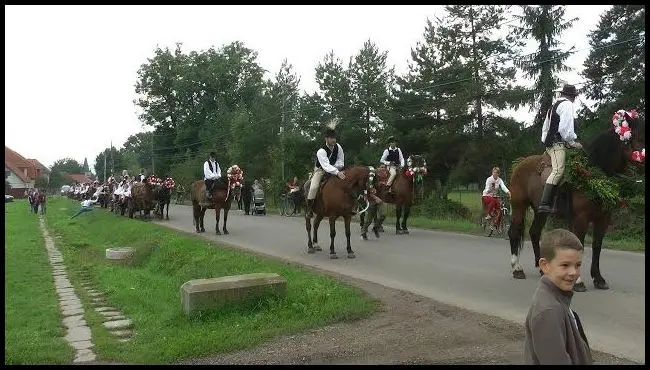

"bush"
[414,197,472,220]
[610,196,645,239]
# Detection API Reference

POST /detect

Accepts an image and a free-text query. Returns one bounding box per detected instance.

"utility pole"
[280,98,285,183]
[103,145,107,182]
[110,140,114,176]
[151,136,155,175]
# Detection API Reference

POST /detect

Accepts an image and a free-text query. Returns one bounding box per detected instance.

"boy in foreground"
[523,228,592,365]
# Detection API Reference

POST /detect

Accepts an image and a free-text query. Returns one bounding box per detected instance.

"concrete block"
[105,248,134,260]
[180,273,287,315]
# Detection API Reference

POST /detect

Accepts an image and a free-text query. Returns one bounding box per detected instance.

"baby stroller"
[251,183,266,216]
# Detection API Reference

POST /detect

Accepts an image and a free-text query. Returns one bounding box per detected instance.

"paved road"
[156,204,645,363]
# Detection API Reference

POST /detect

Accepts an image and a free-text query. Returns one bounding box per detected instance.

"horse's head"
[627,114,645,170]
[406,155,428,201]
[344,165,371,193]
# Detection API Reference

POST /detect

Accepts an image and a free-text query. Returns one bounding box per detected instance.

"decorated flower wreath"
[404,156,428,181]
[226,165,244,189]
[147,176,176,189]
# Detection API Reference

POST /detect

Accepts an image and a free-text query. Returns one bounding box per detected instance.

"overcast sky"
[5,5,611,172]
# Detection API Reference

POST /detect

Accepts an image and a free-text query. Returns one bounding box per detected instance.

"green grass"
[5,200,76,364]
[43,197,376,364]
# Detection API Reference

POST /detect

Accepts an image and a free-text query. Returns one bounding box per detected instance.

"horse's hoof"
[361,234,368,241]
[223,230,229,235]
[215,231,221,235]
[329,253,338,259]
[513,270,526,279]
[402,229,409,234]
[573,282,587,292]
[593,279,609,290]
[396,229,402,235]
[195,229,200,233]
[307,247,315,254]
[347,252,356,259]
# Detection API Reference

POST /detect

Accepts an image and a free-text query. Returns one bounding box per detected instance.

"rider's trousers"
[546,142,566,185]
[307,168,324,200]
[387,165,398,186]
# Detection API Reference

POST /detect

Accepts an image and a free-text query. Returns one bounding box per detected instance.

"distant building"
[5,146,50,198]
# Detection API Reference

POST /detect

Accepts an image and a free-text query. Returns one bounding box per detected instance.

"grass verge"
[5,200,75,364]
[44,197,376,364]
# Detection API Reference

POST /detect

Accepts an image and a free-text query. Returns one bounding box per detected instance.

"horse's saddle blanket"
[537,152,566,187]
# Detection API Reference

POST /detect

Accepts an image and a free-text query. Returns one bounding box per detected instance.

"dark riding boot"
[537,184,558,214]
[306,199,314,218]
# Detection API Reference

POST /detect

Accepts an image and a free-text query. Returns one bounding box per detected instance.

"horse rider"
[380,136,405,194]
[306,123,346,217]
[203,151,222,199]
[138,169,146,182]
[538,84,583,214]
[482,166,511,224]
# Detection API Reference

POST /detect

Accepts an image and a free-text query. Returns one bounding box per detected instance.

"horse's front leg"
[395,205,403,234]
[305,213,314,253]
[328,217,338,259]
[313,214,324,251]
[165,202,170,220]
[590,215,610,290]
[344,215,355,258]
[222,206,230,234]
[400,204,411,234]
[571,215,590,292]
[215,206,222,235]
[200,208,206,232]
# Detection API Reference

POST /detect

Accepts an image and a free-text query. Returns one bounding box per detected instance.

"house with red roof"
[5,146,50,198]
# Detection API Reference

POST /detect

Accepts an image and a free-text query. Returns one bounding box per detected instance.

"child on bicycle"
[482,167,511,228]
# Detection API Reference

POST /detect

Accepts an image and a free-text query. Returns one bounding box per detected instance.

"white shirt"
[316,143,345,175]
[541,99,577,144]
[81,199,96,207]
[204,160,221,180]
[482,176,510,197]
[380,147,405,167]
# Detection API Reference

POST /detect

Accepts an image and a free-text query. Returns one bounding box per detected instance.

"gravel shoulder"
[176,265,637,365]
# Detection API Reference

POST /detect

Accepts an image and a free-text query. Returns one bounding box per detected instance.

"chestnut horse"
[360,154,427,234]
[190,179,242,235]
[508,118,644,292]
[303,165,370,259]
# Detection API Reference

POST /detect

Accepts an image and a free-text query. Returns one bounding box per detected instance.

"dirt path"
[176,268,636,365]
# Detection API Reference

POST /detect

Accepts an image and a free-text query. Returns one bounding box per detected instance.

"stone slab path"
[39,217,97,363]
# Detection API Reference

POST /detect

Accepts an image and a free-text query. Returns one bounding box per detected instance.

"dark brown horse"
[303,165,370,258]
[508,118,645,292]
[362,155,427,234]
[190,178,242,235]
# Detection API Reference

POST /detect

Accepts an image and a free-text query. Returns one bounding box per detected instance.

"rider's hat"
[323,119,338,138]
[557,84,579,97]
[209,151,217,158]
[387,136,396,143]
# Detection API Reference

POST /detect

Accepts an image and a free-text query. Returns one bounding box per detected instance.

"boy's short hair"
[540,229,584,261]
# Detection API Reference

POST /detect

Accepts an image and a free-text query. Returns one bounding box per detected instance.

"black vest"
[206,160,218,173]
[386,148,400,163]
[543,99,576,147]
[315,144,339,169]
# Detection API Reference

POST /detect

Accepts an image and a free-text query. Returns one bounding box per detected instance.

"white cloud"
[4,5,611,171]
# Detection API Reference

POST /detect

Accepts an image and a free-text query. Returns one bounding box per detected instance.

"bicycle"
[280,191,299,217]
[481,196,511,239]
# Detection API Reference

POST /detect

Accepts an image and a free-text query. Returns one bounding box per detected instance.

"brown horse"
[190,179,242,235]
[303,165,370,258]
[508,118,645,292]
[362,155,427,234]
